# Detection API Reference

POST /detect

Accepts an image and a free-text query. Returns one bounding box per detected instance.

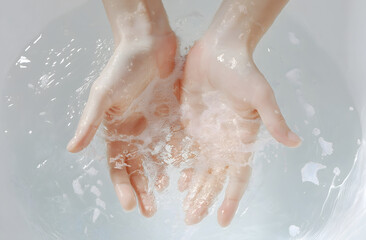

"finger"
[183,168,207,212]
[217,163,252,227]
[108,142,137,212]
[183,171,208,225]
[168,125,193,167]
[67,84,112,152]
[178,168,194,192]
[152,153,169,192]
[125,147,157,218]
[255,87,301,147]
[155,173,169,192]
[148,139,170,192]
[185,167,227,225]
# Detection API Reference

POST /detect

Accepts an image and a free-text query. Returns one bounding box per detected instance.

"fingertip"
[266,124,302,148]
[185,211,206,225]
[66,136,83,153]
[178,174,188,192]
[141,207,156,218]
[184,203,209,225]
[69,92,108,153]
[185,215,199,225]
[139,193,157,218]
[66,139,84,153]
[66,138,76,152]
[115,184,137,212]
[155,174,169,192]
[217,208,229,227]
[217,199,239,227]
[178,168,193,192]
[257,97,302,148]
[277,131,302,148]
[67,123,100,153]
[287,131,302,148]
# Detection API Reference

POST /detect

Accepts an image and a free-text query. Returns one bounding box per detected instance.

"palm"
[179,40,300,226]
[68,33,179,217]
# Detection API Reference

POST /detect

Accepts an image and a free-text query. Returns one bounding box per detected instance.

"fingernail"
[115,184,136,212]
[288,131,302,146]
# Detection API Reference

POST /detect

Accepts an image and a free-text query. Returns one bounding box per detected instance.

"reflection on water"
[1,0,363,239]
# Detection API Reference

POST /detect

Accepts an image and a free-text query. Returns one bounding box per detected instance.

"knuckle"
[257,85,274,103]
[252,82,274,106]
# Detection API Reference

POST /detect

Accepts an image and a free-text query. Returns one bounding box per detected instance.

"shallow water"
[0,0,363,239]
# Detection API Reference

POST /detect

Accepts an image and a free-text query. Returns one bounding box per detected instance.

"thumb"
[256,87,301,148]
[67,84,112,153]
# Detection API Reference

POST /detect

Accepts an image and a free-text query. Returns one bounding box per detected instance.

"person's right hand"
[67,31,178,217]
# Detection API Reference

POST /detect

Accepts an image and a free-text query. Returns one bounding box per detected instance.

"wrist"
[115,16,172,42]
[105,0,172,44]
[204,0,266,57]
[205,0,289,56]
[201,29,254,59]
[205,25,258,58]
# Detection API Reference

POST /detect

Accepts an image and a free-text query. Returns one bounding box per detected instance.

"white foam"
[304,103,315,118]
[90,185,101,197]
[289,225,300,237]
[96,198,106,209]
[318,137,334,156]
[92,208,101,223]
[312,128,321,136]
[301,162,326,185]
[72,178,84,195]
[86,167,98,176]
[333,167,340,176]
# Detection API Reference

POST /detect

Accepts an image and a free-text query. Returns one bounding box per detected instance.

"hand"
[67,32,178,217]
[178,36,301,226]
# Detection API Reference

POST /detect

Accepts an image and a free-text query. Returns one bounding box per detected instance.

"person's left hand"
[178,37,301,226]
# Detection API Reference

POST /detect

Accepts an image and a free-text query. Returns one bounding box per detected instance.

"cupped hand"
[179,38,301,226]
[67,32,178,217]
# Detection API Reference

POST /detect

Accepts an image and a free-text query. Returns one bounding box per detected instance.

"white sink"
[1,0,365,239]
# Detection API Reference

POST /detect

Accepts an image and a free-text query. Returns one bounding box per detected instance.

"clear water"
[0,0,362,239]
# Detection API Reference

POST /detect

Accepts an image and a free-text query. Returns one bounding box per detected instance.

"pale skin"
[67,0,301,226]
[67,0,178,217]
[180,0,301,227]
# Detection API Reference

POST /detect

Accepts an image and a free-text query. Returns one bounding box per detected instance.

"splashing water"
[1,1,365,239]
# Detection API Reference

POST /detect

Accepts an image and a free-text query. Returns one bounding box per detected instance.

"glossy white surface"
[1,0,366,239]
